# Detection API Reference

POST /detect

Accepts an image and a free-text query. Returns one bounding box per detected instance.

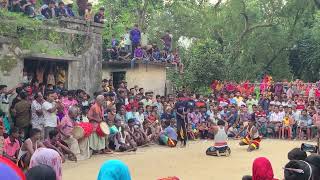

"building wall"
[0,19,103,95]
[102,64,167,95]
[0,40,24,88]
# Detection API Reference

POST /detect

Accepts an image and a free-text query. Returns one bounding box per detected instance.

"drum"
[72,122,93,140]
[72,126,84,140]
[96,122,110,137]
[78,122,93,138]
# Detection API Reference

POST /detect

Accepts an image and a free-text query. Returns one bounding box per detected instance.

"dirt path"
[63,139,312,180]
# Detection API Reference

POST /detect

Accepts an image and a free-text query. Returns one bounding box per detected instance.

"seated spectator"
[287,148,307,160]
[298,109,313,140]
[107,34,119,60]
[43,129,76,162]
[29,148,62,180]
[2,127,20,163]
[305,154,320,178]
[242,157,278,180]
[159,120,177,147]
[284,160,315,180]
[41,1,57,19]
[152,45,161,61]
[56,1,68,17]
[84,3,93,21]
[97,159,131,180]
[0,0,8,9]
[18,128,45,170]
[8,0,22,12]
[26,164,57,180]
[20,0,36,17]
[65,3,74,17]
[94,7,105,24]
[131,44,144,68]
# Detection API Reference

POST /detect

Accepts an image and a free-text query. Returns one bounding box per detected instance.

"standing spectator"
[94,7,105,24]
[0,85,16,116]
[41,1,57,19]
[84,3,93,21]
[31,92,45,139]
[161,30,172,52]
[88,95,107,154]
[124,27,132,54]
[56,1,67,17]
[43,91,58,139]
[12,91,31,139]
[130,24,141,56]
[76,0,87,16]
[130,44,144,68]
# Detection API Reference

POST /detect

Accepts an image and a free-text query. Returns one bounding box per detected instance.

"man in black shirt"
[94,7,105,24]
[175,93,189,147]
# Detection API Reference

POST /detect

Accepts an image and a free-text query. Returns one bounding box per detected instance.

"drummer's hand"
[61,155,66,163]
[72,153,77,162]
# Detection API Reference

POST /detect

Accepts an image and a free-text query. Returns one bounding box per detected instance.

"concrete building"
[1,17,172,95]
[0,18,103,95]
[102,61,173,96]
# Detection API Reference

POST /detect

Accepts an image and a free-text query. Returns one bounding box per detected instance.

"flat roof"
[24,53,82,62]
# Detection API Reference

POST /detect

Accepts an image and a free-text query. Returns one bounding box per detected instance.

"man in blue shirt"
[130,24,141,56]
[159,120,177,147]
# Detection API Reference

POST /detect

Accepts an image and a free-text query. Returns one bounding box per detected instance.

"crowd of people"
[242,148,320,180]
[106,25,184,73]
[0,76,320,179]
[0,0,106,23]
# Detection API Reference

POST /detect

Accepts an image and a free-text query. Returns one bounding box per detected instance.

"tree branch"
[214,0,222,9]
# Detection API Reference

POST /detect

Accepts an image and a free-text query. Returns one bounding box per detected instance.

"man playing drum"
[59,106,80,155]
[88,95,110,154]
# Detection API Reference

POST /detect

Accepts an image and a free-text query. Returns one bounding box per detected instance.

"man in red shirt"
[3,127,20,163]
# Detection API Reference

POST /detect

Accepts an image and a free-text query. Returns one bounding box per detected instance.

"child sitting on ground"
[198,121,208,139]
[187,123,196,140]
[206,120,231,156]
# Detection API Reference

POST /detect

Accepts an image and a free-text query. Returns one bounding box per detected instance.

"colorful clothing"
[3,137,20,158]
[252,157,278,180]
[29,148,62,180]
[241,126,261,149]
[0,156,26,180]
[98,160,131,180]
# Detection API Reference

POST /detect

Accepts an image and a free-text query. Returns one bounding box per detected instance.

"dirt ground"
[62,139,314,180]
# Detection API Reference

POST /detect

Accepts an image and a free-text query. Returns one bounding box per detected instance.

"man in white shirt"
[31,92,45,139]
[42,91,58,139]
[268,106,284,138]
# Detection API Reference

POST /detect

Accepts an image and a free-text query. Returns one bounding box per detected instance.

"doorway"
[23,59,68,87]
[112,71,126,89]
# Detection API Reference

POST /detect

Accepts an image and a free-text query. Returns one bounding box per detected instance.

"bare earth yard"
[63,139,313,180]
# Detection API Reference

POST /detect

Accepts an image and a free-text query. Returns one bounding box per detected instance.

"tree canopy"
[100,0,320,92]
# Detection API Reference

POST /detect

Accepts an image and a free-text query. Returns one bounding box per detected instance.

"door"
[112,71,126,89]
